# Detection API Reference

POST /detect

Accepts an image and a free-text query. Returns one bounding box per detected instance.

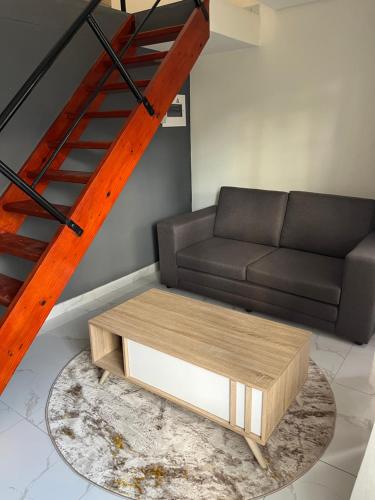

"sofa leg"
[245,309,253,313]
[354,340,367,346]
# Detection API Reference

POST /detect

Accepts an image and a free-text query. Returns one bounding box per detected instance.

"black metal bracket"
[194,0,209,21]
[66,220,84,237]
[0,160,83,237]
[87,14,155,117]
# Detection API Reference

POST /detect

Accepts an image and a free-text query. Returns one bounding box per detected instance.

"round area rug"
[46,351,336,500]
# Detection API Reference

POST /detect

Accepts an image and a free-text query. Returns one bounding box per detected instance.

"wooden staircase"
[0,1,210,394]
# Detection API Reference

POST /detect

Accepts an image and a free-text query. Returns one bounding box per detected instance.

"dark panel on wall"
[0,0,192,303]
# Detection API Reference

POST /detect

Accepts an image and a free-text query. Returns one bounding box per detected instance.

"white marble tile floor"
[0,274,372,500]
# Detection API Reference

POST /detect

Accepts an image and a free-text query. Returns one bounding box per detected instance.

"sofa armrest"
[336,231,375,343]
[157,206,217,287]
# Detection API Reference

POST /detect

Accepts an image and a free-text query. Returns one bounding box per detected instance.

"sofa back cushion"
[281,191,375,257]
[214,187,289,246]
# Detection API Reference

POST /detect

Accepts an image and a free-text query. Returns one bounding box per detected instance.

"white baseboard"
[46,262,159,323]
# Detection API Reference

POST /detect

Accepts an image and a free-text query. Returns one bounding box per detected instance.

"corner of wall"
[259,3,277,45]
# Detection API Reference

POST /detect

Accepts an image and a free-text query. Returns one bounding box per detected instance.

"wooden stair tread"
[49,141,112,150]
[121,25,184,46]
[3,200,71,220]
[27,170,92,184]
[0,232,48,262]
[123,51,169,65]
[84,110,132,119]
[103,51,168,69]
[0,273,23,307]
[99,80,151,93]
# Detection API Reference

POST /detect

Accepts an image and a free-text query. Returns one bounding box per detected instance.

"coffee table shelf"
[95,349,124,377]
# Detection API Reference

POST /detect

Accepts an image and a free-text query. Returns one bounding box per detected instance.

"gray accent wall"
[0,0,192,303]
[133,0,194,29]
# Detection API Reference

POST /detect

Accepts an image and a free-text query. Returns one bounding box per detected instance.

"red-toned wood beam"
[120,24,184,46]
[99,80,151,93]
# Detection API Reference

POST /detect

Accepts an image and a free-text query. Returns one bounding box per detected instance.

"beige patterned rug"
[46,351,336,499]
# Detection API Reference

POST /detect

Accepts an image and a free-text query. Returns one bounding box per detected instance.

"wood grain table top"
[89,288,311,390]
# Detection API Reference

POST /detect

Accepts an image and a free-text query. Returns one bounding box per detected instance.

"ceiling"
[232,0,320,9]
[259,0,320,8]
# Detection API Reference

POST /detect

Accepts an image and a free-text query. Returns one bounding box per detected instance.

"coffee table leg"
[99,369,110,385]
[244,437,268,469]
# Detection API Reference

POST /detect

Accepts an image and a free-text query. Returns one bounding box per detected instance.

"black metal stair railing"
[194,0,209,20]
[0,0,209,236]
[31,0,164,189]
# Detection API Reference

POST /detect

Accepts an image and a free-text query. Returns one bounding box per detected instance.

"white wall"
[191,0,375,209]
[210,0,260,47]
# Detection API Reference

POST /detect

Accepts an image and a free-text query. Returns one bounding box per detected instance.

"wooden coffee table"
[89,288,311,469]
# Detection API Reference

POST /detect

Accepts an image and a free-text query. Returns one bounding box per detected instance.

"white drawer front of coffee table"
[251,389,263,436]
[127,340,230,421]
[235,382,263,436]
[236,382,246,428]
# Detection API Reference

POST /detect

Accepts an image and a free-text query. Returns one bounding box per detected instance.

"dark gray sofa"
[157,187,375,344]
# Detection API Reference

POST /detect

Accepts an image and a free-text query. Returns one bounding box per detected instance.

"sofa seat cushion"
[177,268,338,322]
[177,237,276,281]
[246,248,344,305]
